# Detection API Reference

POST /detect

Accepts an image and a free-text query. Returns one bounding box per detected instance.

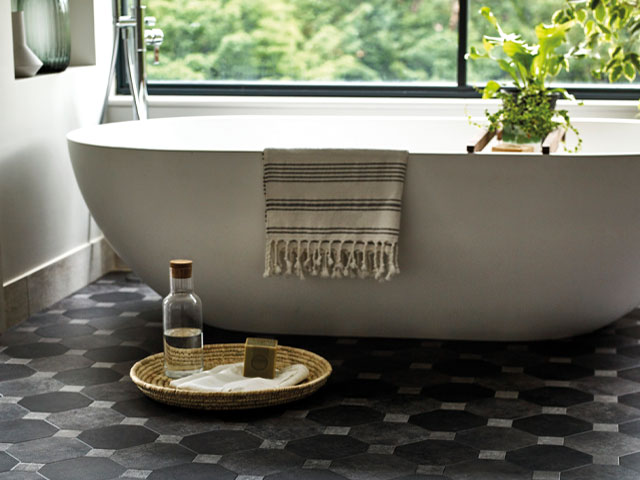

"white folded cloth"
[169,362,309,392]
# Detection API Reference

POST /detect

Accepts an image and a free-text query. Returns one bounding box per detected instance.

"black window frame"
[117,0,640,101]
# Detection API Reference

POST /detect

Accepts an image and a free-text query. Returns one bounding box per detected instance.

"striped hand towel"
[263,149,408,281]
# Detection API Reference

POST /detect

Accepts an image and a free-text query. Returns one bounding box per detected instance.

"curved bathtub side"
[68,139,640,340]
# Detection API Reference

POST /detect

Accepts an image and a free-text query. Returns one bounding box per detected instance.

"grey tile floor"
[2,272,640,479]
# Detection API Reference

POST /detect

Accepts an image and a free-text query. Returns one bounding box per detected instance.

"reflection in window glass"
[146,0,459,84]
[467,0,635,87]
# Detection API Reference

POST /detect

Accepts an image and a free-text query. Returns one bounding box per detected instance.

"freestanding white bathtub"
[67,115,640,340]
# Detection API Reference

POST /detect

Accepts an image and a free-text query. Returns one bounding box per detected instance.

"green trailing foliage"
[468,7,582,152]
[557,0,640,83]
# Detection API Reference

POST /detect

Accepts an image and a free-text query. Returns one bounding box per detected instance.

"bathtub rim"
[67,115,640,157]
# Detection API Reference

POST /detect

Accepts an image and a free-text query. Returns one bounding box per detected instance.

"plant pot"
[500,90,561,145]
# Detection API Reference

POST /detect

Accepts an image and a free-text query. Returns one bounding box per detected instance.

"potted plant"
[468,7,582,151]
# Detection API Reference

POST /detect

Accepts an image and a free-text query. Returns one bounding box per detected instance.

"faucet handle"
[144,16,156,27]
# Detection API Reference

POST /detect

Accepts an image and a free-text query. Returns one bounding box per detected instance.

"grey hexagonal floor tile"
[47,405,125,431]
[218,448,304,476]
[330,452,415,480]
[54,367,121,386]
[410,410,486,432]
[455,426,537,451]
[565,431,640,457]
[146,463,236,480]
[395,440,478,466]
[7,437,90,464]
[180,429,261,455]
[0,364,34,382]
[443,459,531,480]
[563,464,640,480]
[349,421,430,446]
[246,415,324,441]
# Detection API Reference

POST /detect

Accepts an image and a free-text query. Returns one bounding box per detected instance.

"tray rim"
[129,343,333,407]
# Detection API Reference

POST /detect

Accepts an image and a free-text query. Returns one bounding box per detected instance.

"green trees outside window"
[142,0,639,91]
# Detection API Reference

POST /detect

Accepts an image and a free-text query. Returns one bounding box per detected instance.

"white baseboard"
[1,237,127,331]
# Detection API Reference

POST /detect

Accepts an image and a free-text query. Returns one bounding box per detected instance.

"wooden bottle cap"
[170,259,192,278]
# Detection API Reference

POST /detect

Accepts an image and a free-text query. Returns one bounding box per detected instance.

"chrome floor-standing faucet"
[100,0,164,123]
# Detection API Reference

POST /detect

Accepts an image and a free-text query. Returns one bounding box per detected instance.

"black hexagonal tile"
[528,340,593,357]
[218,448,304,476]
[410,410,485,432]
[519,387,592,407]
[573,353,639,371]
[7,437,90,464]
[147,463,236,480]
[3,342,68,359]
[513,414,592,437]
[395,440,477,465]
[111,442,196,469]
[181,430,261,454]
[19,392,92,413]
[331,453,415,480]
[620,420,640,438]
[78,424,158,449]
[466,398,541,419]
[621,451,640,472]
[619,367,640,383]
[422,383,494,402]
[443,459,531,479]
[112,326,160,341]
[350,421,430,445]
[307,405,384,426]
[38,457,125,480]
[507,445,591,471]
[0,452,17,473]
[53,367,121,386]
[266,468,347,480]
[0,419,57,443]
[524,363,593,381]
[286,434,367,460]
[325,378,397,397]
[432,359,500,377]
[571,375,640,396]
[455,426,537,451]
[35,324,95,338]
[620,392,640,410]
[0,364,34,382]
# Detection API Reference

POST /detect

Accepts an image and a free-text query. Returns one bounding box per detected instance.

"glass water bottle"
[163,259,204,378]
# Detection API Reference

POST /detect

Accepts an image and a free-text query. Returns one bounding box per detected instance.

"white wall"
[0,0,111,285]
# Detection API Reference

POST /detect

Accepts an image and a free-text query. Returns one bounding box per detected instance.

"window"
[119,0,640,99]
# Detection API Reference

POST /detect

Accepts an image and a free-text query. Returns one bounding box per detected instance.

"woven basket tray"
[130,343,332,410]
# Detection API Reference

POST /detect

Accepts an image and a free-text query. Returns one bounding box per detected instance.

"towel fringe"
[264,240,399,281]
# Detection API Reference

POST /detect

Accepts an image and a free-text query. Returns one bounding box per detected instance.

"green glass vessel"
[18,0,70,73]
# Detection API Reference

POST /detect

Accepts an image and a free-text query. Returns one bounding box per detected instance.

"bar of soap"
[243,338,278,379]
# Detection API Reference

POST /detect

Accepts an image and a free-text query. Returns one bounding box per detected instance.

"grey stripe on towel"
[263,149,408,281]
